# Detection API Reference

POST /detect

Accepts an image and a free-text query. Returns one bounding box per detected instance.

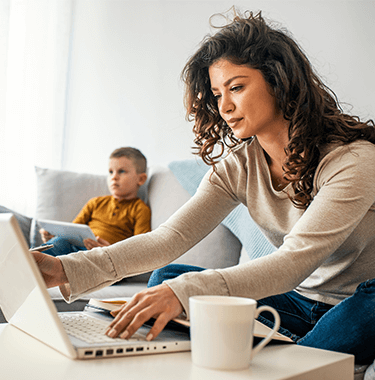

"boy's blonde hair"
[110,147,147,174]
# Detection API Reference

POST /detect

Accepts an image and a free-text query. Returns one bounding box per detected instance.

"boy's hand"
[83,236,110,250]
[31,251,68,288]
[39,228,54,244]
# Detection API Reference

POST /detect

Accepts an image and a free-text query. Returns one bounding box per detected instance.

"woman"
[33,10,375,365]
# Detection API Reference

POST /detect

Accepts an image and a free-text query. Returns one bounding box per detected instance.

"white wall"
[1,0,374,216]
[62,0,375,175]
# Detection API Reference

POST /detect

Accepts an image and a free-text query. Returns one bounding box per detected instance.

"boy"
[40,147,151,256]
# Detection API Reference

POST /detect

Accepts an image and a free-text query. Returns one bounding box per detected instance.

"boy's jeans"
[42,236,86,257]
[148,263,375,364]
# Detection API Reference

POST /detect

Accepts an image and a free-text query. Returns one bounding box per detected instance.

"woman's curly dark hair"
[181,10,375,209]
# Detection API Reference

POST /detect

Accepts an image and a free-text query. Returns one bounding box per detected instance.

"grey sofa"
[3,163,245,316]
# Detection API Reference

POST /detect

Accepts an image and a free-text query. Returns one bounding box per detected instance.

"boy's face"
[107,157,146,201]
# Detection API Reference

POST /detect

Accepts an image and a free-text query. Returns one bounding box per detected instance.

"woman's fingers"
[105,284,183,341]
[106,292,158,338]
[117,305,157,340]
[146,311,175,342]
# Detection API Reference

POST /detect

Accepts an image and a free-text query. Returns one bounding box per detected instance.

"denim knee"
[356,278,375,294]
[147,266,175,288]
[147,264,205,288]
[297,278,375,364]
[43,236,85,257]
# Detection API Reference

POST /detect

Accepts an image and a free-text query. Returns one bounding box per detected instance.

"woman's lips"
[226,118,243,127]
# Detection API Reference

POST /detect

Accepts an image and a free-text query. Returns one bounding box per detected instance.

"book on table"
[85,298,294,343]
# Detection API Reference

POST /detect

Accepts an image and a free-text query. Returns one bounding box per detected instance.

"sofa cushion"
[168,159,277,260]
[147,166,242,269]
[35,167,110,222]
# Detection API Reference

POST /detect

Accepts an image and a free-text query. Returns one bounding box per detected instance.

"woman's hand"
[105,284,183,341]
[39,228,54,244]
[83,236,110,250]
[31,251,68,288]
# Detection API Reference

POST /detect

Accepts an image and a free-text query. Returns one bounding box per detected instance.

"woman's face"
[209,59,286,140]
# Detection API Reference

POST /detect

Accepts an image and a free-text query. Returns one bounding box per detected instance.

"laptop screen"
[0,214,75,357]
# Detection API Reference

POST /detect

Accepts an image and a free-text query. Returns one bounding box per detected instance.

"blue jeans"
[42,236,86,257]
[148,264,375,364]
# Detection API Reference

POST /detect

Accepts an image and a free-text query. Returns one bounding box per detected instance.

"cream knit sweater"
[59,138,375,318]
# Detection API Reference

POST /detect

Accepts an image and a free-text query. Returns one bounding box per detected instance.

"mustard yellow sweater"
[73,195,151,245]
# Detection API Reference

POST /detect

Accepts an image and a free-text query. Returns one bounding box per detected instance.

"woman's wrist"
[57,257,69,285]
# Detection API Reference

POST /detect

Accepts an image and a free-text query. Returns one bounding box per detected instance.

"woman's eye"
[231,85,242,92]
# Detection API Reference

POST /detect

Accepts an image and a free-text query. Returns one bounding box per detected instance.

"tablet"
[38,219,96,247]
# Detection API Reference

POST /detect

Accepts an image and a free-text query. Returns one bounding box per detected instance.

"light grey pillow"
[32,167,110,247]
[35,167,110,222]
[147,166,242,269]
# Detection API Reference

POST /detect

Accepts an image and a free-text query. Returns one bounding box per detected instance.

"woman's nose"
[219,95,235,115]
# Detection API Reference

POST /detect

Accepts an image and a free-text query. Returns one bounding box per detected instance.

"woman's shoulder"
[320,140,375,163]
[224,137,260,163]
[211,138,262,189]
[317,140,375,181]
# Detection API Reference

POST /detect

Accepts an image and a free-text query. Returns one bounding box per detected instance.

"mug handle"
[251,305,281,359]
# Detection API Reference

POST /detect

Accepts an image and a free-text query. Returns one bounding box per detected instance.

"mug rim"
[189,295,257,306]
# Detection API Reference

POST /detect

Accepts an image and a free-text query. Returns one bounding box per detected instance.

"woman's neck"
[256,129,289,190]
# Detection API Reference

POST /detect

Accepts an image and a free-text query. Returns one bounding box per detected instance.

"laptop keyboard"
[59,313,147,344]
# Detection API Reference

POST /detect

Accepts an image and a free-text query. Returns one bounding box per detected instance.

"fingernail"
[120,330,129,339]
[146,333,153,341]
[107,328,117,338]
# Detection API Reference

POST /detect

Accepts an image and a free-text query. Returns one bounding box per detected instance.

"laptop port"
[136,347,144,352]
[96,350,103,357]
[84,350,93,356]
[126,347,134,352]
[106,349,114,355]
[116,348,124,354]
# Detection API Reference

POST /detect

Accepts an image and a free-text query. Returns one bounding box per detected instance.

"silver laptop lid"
[0,214,76,358]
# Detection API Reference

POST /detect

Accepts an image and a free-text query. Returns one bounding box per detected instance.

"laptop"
[0,213,190,359]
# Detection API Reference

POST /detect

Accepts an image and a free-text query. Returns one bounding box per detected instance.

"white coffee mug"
[189,296,280,370]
